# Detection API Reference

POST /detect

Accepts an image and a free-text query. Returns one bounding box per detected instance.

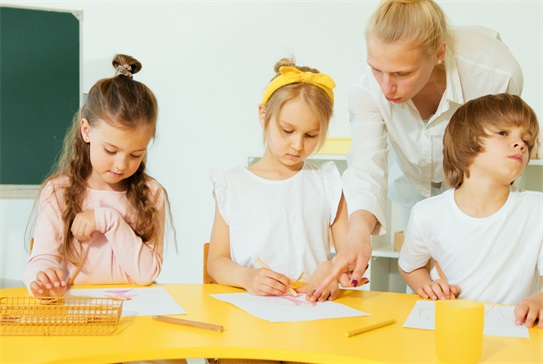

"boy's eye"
[497,131,508,136]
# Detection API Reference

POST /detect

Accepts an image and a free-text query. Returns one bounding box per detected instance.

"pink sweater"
[23,176,165,290]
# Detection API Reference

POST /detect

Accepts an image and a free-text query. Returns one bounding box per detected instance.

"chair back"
[203,242,215,284]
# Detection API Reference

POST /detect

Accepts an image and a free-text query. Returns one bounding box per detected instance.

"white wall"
[1,0,541,285]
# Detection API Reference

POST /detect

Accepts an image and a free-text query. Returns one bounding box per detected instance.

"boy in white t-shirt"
[399,93,542,328]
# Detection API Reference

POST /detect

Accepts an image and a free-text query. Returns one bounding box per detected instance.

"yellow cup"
[435,300,484,363]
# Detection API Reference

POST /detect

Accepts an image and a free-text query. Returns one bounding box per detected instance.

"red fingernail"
[351,280,358,287]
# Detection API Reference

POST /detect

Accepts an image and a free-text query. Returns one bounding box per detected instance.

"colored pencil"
[345,319,396,338]
[67,244,91,287]
[152,315,224,332]
[434,260,456,299]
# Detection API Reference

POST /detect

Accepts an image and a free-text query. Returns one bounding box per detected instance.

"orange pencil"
[434,260,456,299]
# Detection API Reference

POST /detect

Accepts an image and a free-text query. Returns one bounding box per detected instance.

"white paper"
[210,292,369,322]
[403,300,529,339]
[66,287,186,317]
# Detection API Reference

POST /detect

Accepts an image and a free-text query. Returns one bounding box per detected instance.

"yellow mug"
[435,300,484,363]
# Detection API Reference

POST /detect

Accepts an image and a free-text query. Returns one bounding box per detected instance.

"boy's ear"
[80,118,91,143]
[257,104,267,128]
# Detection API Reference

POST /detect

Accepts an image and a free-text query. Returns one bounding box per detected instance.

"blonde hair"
[444,93,539,188]
[31,54,170,265]
[366,0,449,57]
[261,57,333,152]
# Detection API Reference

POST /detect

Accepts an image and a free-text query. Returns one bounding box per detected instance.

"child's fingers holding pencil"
[256,258,298,296]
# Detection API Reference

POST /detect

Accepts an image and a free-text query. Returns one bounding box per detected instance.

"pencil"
[345,319,396,338]
[433,260,456,299]
[256,258,298,297]
[152,315,224,332]
[67,244,91,287]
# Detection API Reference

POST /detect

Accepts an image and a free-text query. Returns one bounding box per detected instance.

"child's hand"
[245,268,291,296]
[29,268,68,297]
[304,262,340,302]
[418,279,459,300]
[514,293,543,328]
[71,210,96,242]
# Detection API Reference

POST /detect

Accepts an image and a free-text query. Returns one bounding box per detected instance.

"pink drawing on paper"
[104,289,137,301]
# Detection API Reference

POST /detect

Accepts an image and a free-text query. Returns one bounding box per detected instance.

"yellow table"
[1,284,541,363]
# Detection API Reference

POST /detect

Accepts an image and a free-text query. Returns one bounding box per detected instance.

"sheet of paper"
[210,292,369,322]
[67,287,186,317]
[403,300,529,339]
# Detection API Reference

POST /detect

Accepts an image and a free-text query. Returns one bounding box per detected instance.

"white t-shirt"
[210,161,342,281]
[343,26,523,232]
[399,188,543,305]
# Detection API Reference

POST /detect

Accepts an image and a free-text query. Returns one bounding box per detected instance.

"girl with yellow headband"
[207,57,364,314]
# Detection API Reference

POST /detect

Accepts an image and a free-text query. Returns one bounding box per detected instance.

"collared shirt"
[342,26,523,233]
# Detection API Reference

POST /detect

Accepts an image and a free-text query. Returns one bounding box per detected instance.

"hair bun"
[272,57,320,78]
[112,54,142,79]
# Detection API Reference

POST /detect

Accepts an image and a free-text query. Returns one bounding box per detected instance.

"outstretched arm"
[312,209,375,296]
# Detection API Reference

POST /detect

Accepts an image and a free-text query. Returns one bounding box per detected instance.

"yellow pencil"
[67,244,91,287]
[152,315,224,332]
[433,260,456,299]
[256,258,298,297]
[345,319,396,338]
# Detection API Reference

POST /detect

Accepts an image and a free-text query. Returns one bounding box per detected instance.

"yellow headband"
[261,66,336,106]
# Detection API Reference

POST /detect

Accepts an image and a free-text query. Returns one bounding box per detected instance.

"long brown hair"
[35,54,165,265]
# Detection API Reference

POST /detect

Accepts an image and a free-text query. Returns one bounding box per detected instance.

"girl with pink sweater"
[23,54,171,297]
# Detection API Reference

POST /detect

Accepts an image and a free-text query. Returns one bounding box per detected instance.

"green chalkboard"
[0,7,80,185]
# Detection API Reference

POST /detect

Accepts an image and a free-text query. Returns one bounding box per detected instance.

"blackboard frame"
[0,6,81,198]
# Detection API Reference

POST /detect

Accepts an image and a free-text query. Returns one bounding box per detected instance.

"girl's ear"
[80,118,91,143]
[257,104,267,128]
